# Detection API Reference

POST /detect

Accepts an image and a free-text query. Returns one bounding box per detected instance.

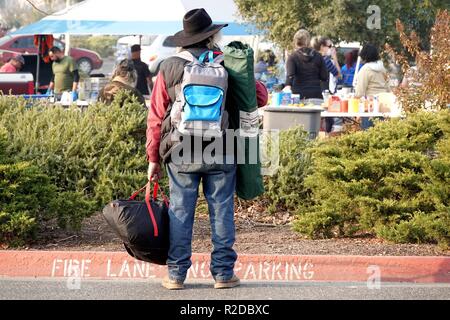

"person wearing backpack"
[146,8,247,290]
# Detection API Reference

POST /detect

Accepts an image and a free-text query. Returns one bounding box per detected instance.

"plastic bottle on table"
[373,95,380,113]
[90,90,99,103]
[359,96,366,113]
[349,95,359,113]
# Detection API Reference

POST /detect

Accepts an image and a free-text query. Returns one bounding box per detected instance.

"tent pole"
[352,45,363,88]
[65,34,71,56]
[64,0,71,56]
[36,36,41,94]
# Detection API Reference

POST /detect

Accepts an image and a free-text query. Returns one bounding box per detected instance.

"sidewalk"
[1,250,449,283]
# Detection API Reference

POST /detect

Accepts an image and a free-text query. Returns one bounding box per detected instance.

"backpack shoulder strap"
[198,50,224,64]
[175,50,197,63]
[213,54,224,64]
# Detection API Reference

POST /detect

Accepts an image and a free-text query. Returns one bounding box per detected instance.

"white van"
[140,35,178,74]
[115,35,158,65]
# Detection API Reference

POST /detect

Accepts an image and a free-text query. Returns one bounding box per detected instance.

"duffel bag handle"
[129,182,170,238]
[152,182,170,208]
[129,182,169,206]
[145,182,159,237]
[129,185,147,201]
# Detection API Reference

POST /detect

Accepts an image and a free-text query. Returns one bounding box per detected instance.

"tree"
[236,0,322,50]
[385,10,450,112]
[0,2,43,30]
[312,0,449,50]
[0,0,85,30]
[235,0,450,50]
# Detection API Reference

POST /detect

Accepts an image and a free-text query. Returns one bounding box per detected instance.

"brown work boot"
[214,275,240,289]
[162,276,184,290]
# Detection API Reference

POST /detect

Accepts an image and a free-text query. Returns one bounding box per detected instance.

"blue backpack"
[170,50,229,138]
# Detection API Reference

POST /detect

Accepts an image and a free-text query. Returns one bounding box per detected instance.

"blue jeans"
[166,162,238,282]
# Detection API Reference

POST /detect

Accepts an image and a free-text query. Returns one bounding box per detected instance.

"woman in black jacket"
[284,29,329,99]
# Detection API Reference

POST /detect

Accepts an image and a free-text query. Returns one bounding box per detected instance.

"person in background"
[341,49,362,87]
[254,56,268,80]
[130,44,153,96]
[265,49,277,68]
[355,44,390,130]
[311,36,342,93]
[0,55,25,73]
[311,36,342,133]
[284,29,328,99]
[47,46,79,101]
[355,44,390,97]
[98,58,145,106]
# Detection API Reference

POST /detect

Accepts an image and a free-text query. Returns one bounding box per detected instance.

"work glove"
[71,91,78,102]
[46,88,54,96]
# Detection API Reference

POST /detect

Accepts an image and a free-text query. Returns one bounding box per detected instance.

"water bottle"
[373,96,380,113]
[90,90,99,103]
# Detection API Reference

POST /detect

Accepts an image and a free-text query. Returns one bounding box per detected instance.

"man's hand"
[148,162,162,182]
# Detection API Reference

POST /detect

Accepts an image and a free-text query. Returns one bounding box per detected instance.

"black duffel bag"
[102,182,170,265]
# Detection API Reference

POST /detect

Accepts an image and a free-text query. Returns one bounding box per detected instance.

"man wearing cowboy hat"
[146,8,240,290]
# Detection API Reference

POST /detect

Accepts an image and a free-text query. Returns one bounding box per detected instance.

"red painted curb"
[0,251,449,283]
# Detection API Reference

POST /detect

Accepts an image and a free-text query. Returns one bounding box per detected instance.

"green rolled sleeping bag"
[224,41,264,200]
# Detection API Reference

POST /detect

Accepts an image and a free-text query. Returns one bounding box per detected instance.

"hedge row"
[0,92,148,244]
[281,111,448,248]
[1,93,448,248]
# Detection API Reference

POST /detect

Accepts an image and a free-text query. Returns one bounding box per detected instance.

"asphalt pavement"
[1,278,449,300]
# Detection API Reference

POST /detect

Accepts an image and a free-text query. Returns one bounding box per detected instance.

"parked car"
[139,35,178,74]
[0,35,103,74]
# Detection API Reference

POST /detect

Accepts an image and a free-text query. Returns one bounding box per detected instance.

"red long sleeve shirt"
[146,72,171,163]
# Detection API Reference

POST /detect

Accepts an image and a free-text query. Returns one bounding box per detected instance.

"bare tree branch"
[24,0,51,16]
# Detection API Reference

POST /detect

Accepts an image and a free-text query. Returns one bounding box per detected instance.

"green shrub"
[0,126,93,245]
[0,91,149,211]
[264,127,312,213]
[295,110,450,248]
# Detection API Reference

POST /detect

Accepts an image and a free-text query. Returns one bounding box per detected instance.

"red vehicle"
[0,35,103,74]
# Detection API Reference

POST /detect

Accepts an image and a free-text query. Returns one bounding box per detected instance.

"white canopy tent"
[11,0,257,36]
[10,0,261,93]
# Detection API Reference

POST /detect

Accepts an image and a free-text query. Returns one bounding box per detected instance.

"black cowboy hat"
[167,8,228,47]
